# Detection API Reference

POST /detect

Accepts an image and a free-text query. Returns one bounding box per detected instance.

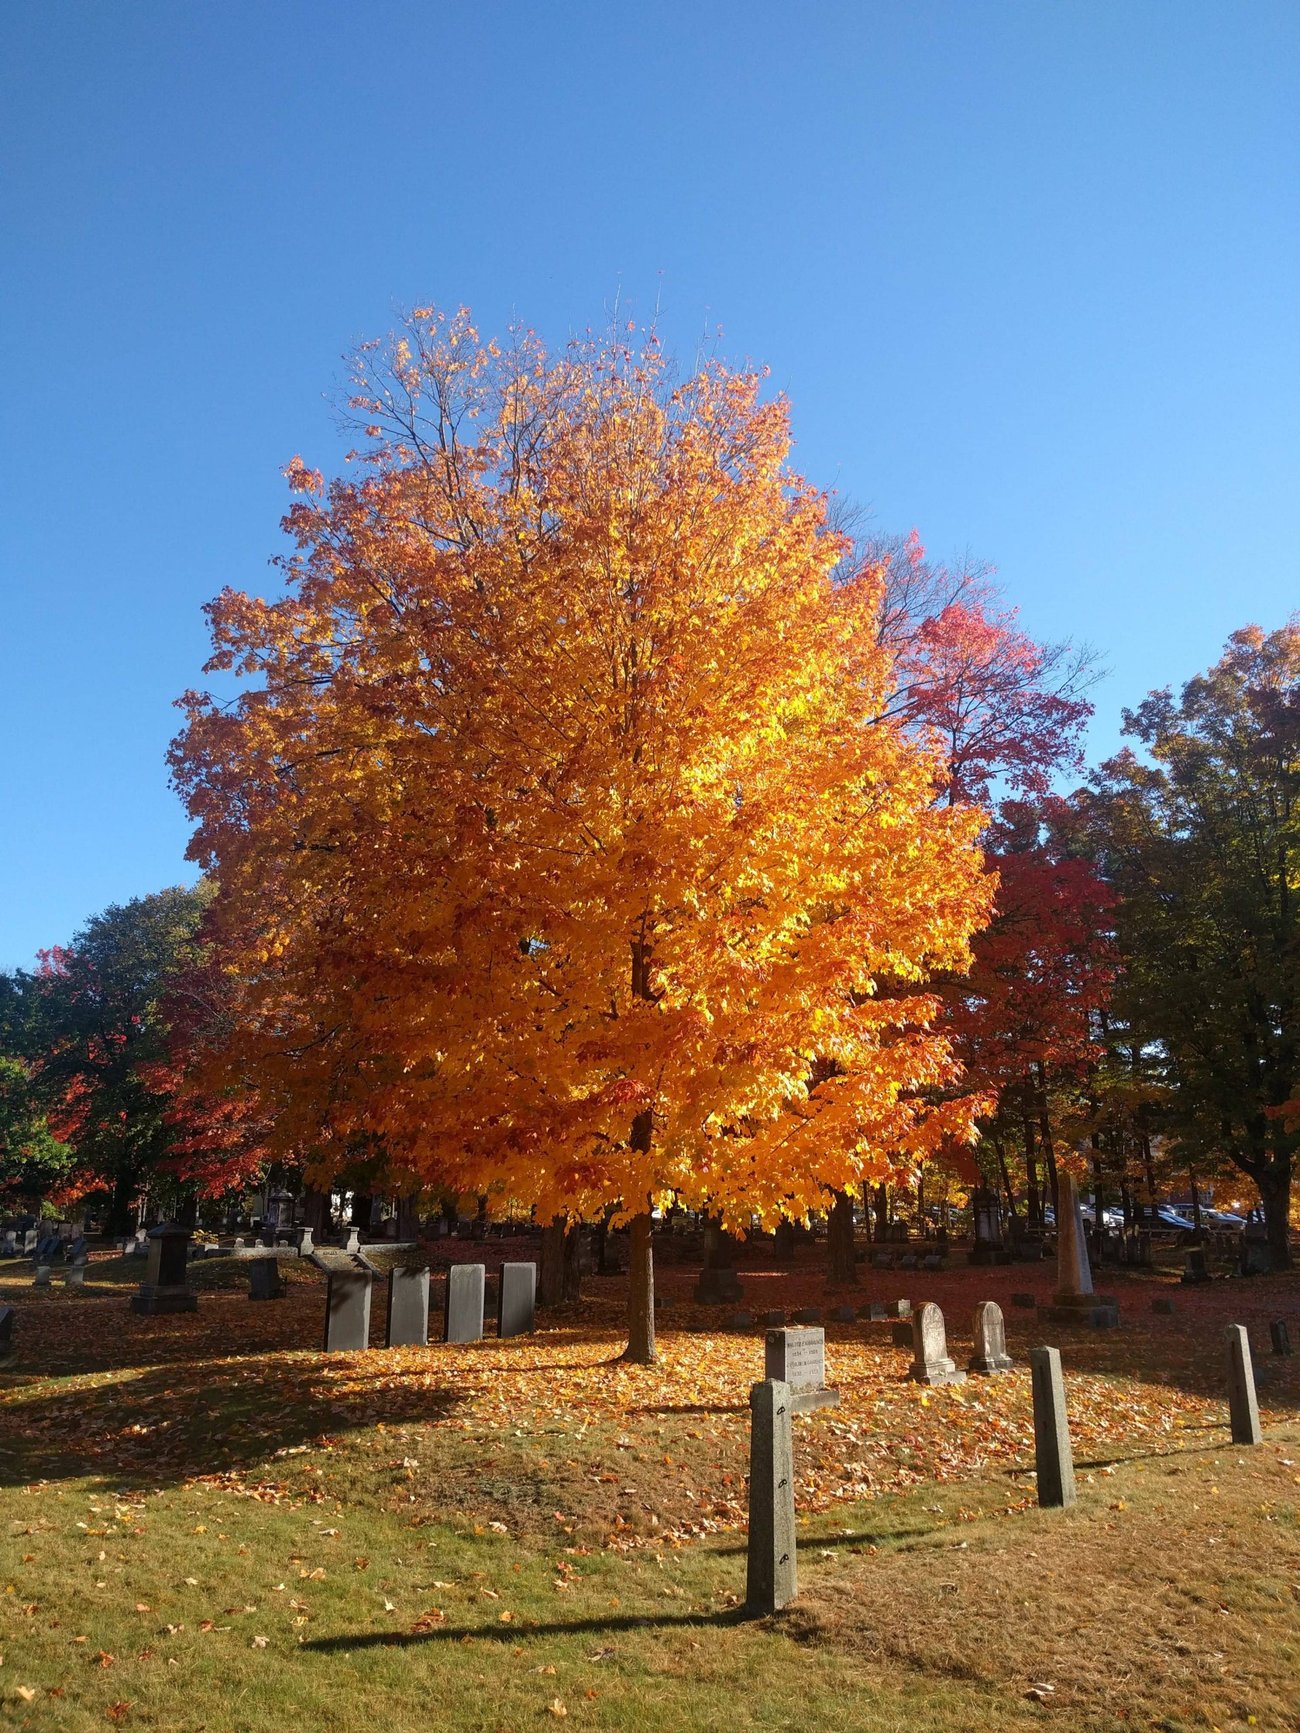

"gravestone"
[444,1263,486,1343]
[908,1301,965,1386]
[921,1253,945,1272]
[969,1185,1004,1265]
[63,1264,86,1291]
[23,1228,39,1255]
[968,1300,1013,1374]
[870,1251,893,1270]
[1030,1345,1076,1508]
[898,1252,919,1271]
[497,1261,537,1339]
[339,1227,361,1255]
[887,1299,912,1318]
[1152,1297,1176,1315]
[1269,1319,1292,1357]
[0,1305,13,1353]
[829,1305,857,1324]
[1239,1226,1271,1276]
[249,1258,285,1301]
[1038,1173,1119,1328]
[1225,1324,1262,1445]
[746,1380,797,1614]
[33,1264,51,1288]
[357,1245,431,1347]
[316,1251,373,1352]
[860,1301,887,1321]
[792,1306,823,1325]
[725,1310,754,1331]
[130,1223,198,1314]
[890,1320,913,1347]
[760,1309,786,1328]
[1181,1248,1211,1285]
[1011,1292,1037,1308]
[764,1326,838,1412]
[294,1227,315,1257]
[2,1230,16,1256]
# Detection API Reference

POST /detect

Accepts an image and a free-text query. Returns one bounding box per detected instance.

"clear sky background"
[1,0,1297,969]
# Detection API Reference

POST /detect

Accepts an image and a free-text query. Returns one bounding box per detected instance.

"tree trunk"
[302,1185,332,1234]
[1036,1070,1059,1216]
[350,1192,373,1229]
[623,1208,656,1363]
[873,1183,889,1239]
[826,1190,858,1285]
[993,1134,1020,1222]
[1189,1171,1202,1234]
[107,1169,135,1237]
[562,1222,583,1301]
[538,1216,567,1307]
[1257,1159,1294,1270]
[1022,1113,1041,1229]
[176,1188,198,1231]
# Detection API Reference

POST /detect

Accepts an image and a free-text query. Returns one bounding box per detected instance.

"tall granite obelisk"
[1039,1171,1118,1328]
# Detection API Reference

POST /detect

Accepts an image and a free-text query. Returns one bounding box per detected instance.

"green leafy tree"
[0,1055,71,1204]
[1089,622,1299,1266]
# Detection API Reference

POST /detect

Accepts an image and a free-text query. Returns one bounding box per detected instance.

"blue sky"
[2,0,1297,968]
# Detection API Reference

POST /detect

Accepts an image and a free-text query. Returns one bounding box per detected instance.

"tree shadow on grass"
[304,1606,755,1652]
[0,1348,466,1493]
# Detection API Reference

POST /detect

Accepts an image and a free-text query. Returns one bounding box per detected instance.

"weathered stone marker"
[1151,1296,1176,1315]
[0,1305,13,1353]
[764,1326,838,1412]
[1269,1319,1293,1357]
[968,1300,1013,1374]
[33,1264,51,1288]
[358,1246,431,1348]
[1030,1345,1076,1508]
[131,1223,198,1314]
[444,1263,486,1343]
[249,1257,285,1301]
[497,1261,537,1338]
[64,1264,86,1291]
[311,1246,374,1351]
[1038,1173,1118,1328]
[1225,1324,1262,1445]
[745,1379,797,1615]
[887,1298,912,1318]
[1181,1248,1211,1285]
[908,1301,966,1386]
[890,1320,912,1347]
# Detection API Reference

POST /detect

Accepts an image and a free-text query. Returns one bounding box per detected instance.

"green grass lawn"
[2,1251,1297,1731]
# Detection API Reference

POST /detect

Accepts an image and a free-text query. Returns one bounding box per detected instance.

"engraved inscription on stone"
[765,1326,825,1391]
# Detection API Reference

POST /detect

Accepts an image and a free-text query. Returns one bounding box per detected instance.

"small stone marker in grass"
[33,1264,51,1288]
[497,1261,537,1339]
[249,1258,285,1302]
[968,1300,1013,1374]
[860,1301,887,1321]
[746,1378,797,1615]
[765,1326,838,1412]
[1269,1320,1292,1357]
[63,1264,86,1291]
[1030,1345,1076,1508]
[908,1301,966,1387]
[1225,1324,1262,1445]
[444,1263,486,1344]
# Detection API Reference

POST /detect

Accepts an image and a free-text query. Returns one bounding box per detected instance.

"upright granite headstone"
[968,1300,1013,1374]
[0,1305,13,1353]
[1030,1344,1076,1508]
[497,1261,537,1338]
[1269,1319,1293,1357]
[1225,1324,1262,1445]
[444,1263,486,1343]
[745,1379,797,1615]
[1181,1248,1211,1285]
[908,1301,965,1386]
[358,1245,431,1347]
[1039,1173,1118,1328]
[249,1258,285,1301]
[765,1326,838,1411]
[33,1263,52,1288]
[63,1264,86,1290]
[310,1247,373,1350]
[130,1223,198,1314]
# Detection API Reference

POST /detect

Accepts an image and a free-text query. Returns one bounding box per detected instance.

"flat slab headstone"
[497,1261,537,1338]
[444,1263,486,1343]
[1225,1323,1262,1445]
[968,1300,1013,1374]
[746,1379,797,1615]
[1030,1344,1076,1507]
[908,1301,965,1386]
[765,1326,838,1411]
[1269,1320,1293,1357]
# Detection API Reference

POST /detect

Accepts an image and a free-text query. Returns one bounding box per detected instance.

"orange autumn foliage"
[171,310,993,1241]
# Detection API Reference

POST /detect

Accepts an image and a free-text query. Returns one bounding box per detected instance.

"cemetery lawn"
[2,1255,1298,1732]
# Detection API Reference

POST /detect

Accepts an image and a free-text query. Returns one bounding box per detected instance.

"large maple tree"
[172,311,993,1358]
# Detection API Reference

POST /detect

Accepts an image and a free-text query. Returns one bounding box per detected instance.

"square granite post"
[1030,1345,1076,1508]
[131,1223,198,1314]
[249,1257,285,1301]
[1225,1324,1262,1445]
[444,1264,486,1343]
[497,1262,537,1338]
[746,1378,797,1615]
